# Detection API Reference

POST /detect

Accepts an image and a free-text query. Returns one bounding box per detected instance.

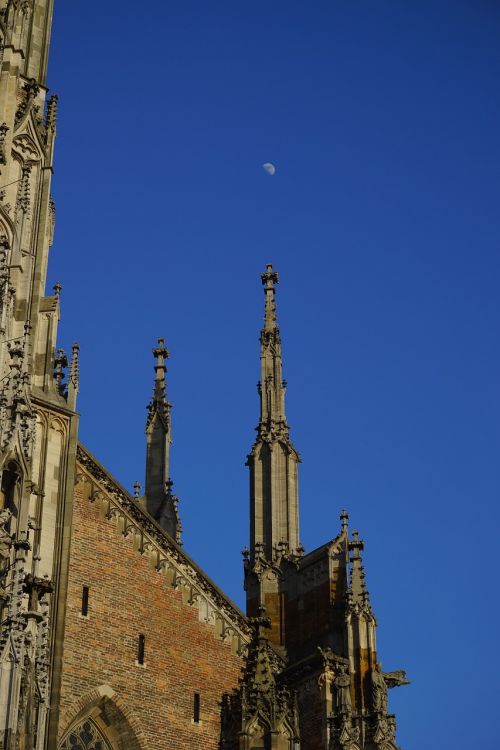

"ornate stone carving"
[329,715,361,750]
[15,163,31,215]
[15,79,40,127]
[0,122,8,165]
[44,94,58,134]
[53,347,68,396]
[12,132,39,161]
[371,663,388,714]
[334,663,352,715]
[0,323,36,462]
[0,508,13,600]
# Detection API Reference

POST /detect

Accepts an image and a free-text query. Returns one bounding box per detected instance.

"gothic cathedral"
[0,3,408,749]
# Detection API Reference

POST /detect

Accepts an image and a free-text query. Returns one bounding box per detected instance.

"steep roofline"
[76,441,250,638]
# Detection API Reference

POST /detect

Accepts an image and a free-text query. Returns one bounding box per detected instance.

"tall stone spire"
[144,339,181,543]
[245,265,302,647]
[247,264,301,561]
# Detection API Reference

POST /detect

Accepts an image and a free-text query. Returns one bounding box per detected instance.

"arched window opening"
[59,719,112,750]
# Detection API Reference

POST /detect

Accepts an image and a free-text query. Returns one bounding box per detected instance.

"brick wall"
[57,475,244,750]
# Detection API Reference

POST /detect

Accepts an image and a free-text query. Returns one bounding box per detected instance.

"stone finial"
[153,337,169,372]
[340,509,349,534]
[147,338,170,428]
[261,263,279,331]
[53,282,62,299]
[133,481,141,499]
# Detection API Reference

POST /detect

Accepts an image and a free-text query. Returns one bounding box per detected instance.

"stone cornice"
[75,442,251,654]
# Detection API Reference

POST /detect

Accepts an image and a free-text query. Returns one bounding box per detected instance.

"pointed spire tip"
[261,263,279,287]
[153,338,169,361]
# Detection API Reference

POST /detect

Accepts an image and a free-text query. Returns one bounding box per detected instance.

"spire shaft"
[259,264,287,432]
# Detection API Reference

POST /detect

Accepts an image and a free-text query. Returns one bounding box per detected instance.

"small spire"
[348,530,371,609]
[133,481,141,499]
[261,263,279,330]
[145,338,181,542]
[232,603,299,745]
[67,342,79,410]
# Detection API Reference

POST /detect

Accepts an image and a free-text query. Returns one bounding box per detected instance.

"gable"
[57,443,250,749]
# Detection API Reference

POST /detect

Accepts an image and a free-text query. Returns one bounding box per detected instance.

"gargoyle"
[383,670,410,689]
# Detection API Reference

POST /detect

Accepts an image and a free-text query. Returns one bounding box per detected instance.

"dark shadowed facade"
[0,3,408,749]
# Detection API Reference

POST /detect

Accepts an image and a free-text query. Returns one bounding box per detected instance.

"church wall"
[57,474,244,750]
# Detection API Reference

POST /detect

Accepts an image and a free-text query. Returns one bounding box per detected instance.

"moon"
[262,162,276,176]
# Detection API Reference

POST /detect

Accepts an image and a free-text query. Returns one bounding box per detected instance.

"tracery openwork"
[59,719,112,750]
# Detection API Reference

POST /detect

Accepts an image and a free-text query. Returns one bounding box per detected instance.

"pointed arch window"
[59,719,112,750]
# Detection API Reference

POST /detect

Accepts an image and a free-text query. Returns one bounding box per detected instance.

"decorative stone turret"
[144,339,181,542]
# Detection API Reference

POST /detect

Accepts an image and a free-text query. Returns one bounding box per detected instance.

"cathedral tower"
[245,267,409,749]
[0,2,79,748]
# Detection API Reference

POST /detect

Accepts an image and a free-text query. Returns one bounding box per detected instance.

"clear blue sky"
[48,2,499,747]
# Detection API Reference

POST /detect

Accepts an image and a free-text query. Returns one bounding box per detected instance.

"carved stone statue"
[370,662,388,714]
[0,508,12,597]
[333,663,352,714]
[0,508,12,554]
